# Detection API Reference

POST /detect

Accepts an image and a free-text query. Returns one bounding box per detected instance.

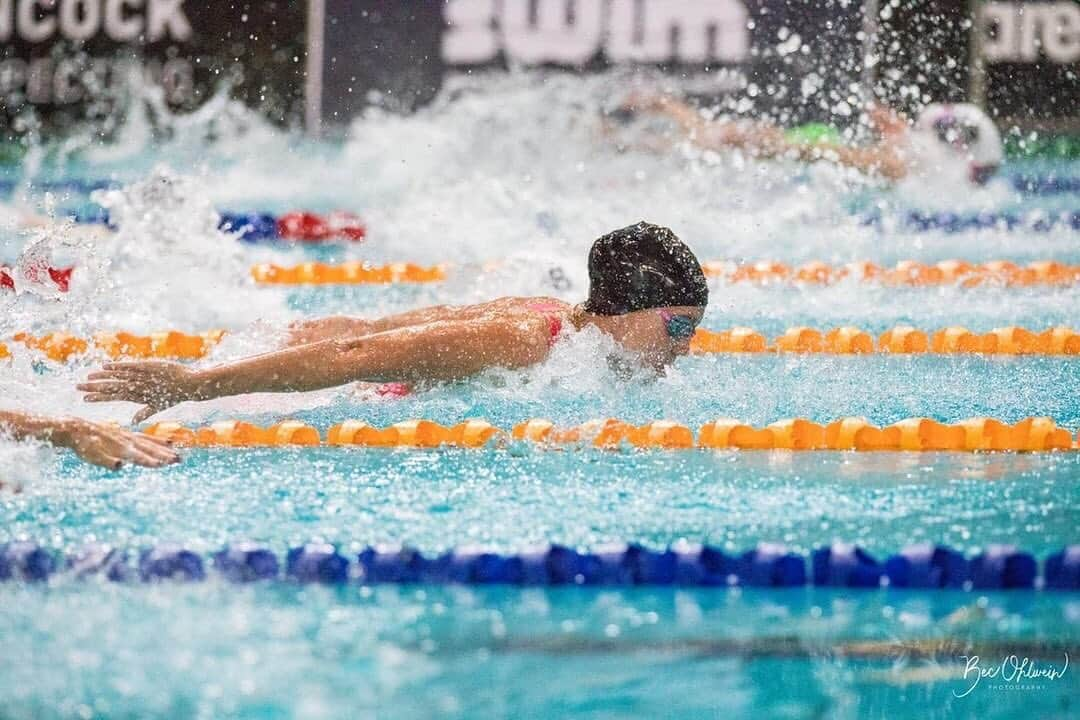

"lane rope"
[63,208,368,243]
[690,325,1080,355]
[3,173,1076,197]
[250,259,1080,287]
[3,325,1076,364]
[251,262,445,285]
[3,331,226,363]
[2,540,1076,589]
[6,260,1078,293]
[141,416,1080,452]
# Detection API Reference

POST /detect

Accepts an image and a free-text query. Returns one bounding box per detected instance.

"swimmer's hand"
[57,417,180,470]
[78,361,200,424]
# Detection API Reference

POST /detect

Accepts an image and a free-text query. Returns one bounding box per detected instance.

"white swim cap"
[915,103,1003,184]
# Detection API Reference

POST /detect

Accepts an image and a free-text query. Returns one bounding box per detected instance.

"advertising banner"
[317,0,866,128]
[315,0,1079,132]
[0,0,307,140]
[2,1,1076,139]
[978,0,1079,125]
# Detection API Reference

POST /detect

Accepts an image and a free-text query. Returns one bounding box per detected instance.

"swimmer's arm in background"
[622,94,787,156]
[79,316,554,422]
[794,143,908,180]
[0,410,179,469]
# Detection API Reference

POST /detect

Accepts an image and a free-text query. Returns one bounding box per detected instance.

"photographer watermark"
[955,653,1069,698]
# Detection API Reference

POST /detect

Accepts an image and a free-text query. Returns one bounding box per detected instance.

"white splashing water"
[0,70,1076,432]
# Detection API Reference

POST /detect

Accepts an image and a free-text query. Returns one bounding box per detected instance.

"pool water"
[0,584,1075,720]
[0,73,1078,718]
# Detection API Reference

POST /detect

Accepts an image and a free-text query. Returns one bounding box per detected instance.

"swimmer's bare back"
[79,297,573,423]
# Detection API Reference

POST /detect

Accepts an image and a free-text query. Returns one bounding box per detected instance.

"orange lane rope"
[142,417,1079,452]
[248,260,1080,287]
[700,259,1080,287]
[689,326,1080,355]
[3,325,1076,364]
[251,262,446,285]
[5,331,226,363]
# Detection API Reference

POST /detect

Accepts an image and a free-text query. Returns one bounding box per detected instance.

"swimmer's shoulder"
[482,297,572,317]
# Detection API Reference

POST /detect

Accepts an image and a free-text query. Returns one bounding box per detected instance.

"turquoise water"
[1,444,1078,718]
[0,584,1076,720]
[4,447,1079,557]
[1,76,1079,717]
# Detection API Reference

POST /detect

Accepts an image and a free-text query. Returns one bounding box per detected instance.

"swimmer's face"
[604,305,705,372]
[933,116,981,155]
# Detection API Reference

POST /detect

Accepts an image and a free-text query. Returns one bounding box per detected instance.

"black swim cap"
[583,222,708,316]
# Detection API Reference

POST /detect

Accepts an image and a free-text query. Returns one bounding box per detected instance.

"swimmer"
[78,222,709,423]
[0,410,180,470]
[616,94,1003,185]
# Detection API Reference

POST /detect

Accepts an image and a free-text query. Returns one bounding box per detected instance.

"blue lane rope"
[1010,174,1080,195]
[54,207,1080,241]
[1,174,1077,197]
[1,541,1077,590]
[859,210,1080,233]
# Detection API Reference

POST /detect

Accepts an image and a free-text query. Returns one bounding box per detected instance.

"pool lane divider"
[252,262,446,285]
[68,208,369,243]
[3,330,226,363]
[6,172,1076,198]
[4,325,1077,363]
[142,416,1080,452]
[7,259,1079,294]
[1,541,1077,590]
[701,259,1080,287]
[71,206,1080,240]
[251,259,1080,287]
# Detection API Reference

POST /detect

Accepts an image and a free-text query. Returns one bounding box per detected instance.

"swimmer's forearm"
[191,319,550,400]
[0,411,78,448]
[807,144,907,180]
[190,340,363,398]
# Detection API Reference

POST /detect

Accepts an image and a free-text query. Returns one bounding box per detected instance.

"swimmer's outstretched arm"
[629,94,909,179]
[79,316,554,423]
[624,94,787,156]
[798,144,908,181]
[0,410,179,469]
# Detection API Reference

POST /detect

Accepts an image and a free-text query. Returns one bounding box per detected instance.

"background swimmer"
[616,94,1003,185]
[78,222,709,423]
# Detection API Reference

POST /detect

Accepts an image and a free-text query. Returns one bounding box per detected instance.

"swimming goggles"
[659,310,699,340]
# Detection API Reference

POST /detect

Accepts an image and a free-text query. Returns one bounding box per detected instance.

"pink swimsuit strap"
[525,301,566,347]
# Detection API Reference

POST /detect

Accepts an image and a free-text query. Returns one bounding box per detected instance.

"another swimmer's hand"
[55,417,180,470]
[78,361,202,424]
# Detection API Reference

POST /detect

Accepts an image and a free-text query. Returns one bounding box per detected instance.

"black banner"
[979,0,1080,126]
[316,0,1079,131]
[872,0,1079,129]
[1,0,1076,140]
[318,0,866,126]
[0,0,308,141]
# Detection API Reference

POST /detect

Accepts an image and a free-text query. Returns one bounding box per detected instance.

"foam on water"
[0,71,1077,432]
[0,71,1078,720]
